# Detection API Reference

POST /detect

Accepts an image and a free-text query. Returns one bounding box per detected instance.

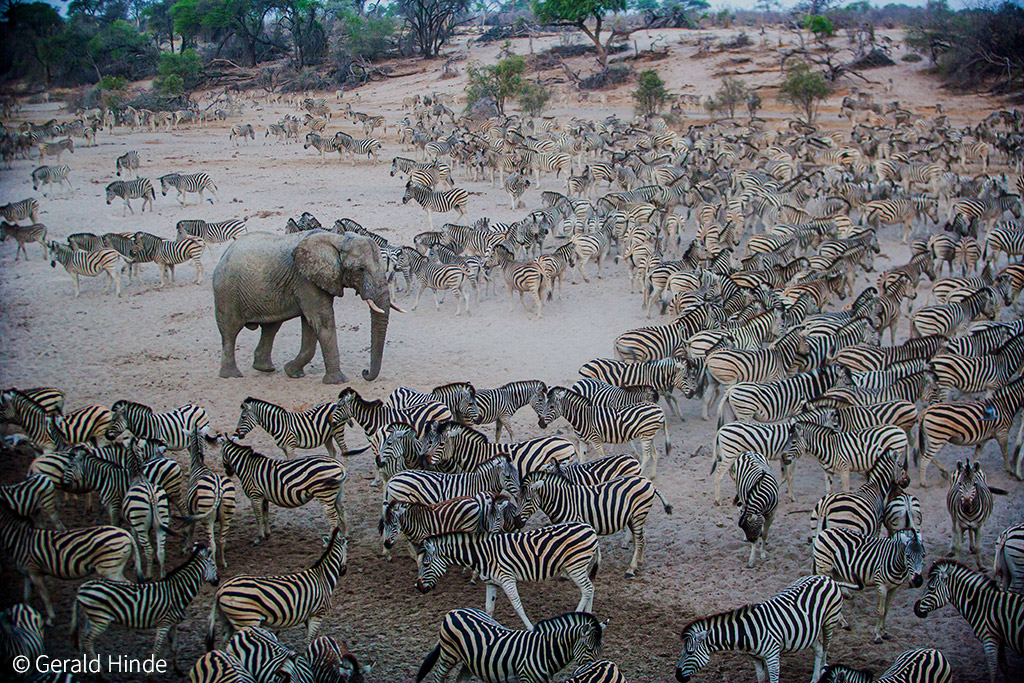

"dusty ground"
[1,27,1022,683]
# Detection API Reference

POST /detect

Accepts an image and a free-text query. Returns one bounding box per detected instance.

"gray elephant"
[213,231,398,383]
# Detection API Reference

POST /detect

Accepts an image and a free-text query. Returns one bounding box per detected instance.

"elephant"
[213,231,399,384]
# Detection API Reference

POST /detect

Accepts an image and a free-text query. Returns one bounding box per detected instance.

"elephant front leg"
[284,318,318,379]
[313,312,347,384]
[253,321,283,373]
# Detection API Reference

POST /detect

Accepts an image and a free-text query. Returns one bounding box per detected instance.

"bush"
[777,59,831,124]
[125,90,189,112]
[156,49,202,94]
[633,69,669,117]
[518,82,553,117]
[97,75,127,91]
[338,10,398,62]
[580,66,631,90]
[465,53,527,117]
[708,76,747,119]
[902,53,923,62]
[156,74,184,96]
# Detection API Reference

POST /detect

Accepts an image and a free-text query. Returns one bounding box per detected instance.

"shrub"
[518,82,553,117]
[777,58,831,124]
[465,53,527,116]
[338,10,397,62]
[708,76,747,119]
[633,69,669,117]
[156,49,202,94]
[902,52,923,62]
[156,74,184,96]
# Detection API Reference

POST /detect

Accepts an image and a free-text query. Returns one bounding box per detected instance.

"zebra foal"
[1,221,47,261]
[31,165,71,197]
[235,396,345,458]
[819,648,952,683]
[47,240,121,297]
[733,450,778,568]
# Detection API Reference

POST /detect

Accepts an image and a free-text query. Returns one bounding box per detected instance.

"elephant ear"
[292,232,348,297]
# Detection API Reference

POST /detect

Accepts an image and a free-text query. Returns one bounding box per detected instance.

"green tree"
[710,75,746,119]
[397,0,470,58]
[156,47,202,93]
[172,0,274,66]
[803,13,834,46]
[532,0,627,70]
[518,81,552,117]
[143,0,178,51]
[4,2,64,84]
[337,8,396,61]
[632,68,668,117]
[777,58,831,123]
[87,18,156,79]
[466,52,526,116]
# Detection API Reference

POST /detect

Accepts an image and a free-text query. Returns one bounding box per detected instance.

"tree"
[709,75,746,119]
[274,0,327,67]
[156,47,202,93]
[518,81,552,117]
[466,52,526,116]
[4,2,65,84]
[143,0,178,51]
[632,68,668,118]
[397,0,470,58]
[803,13,834,47]
[777,58,831,123]
[532,0,627,70]
[172,0,274,66]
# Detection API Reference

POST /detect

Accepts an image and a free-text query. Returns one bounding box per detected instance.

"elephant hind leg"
[284,318,318,379]
[253,321,284,373]
[218,316,245,378]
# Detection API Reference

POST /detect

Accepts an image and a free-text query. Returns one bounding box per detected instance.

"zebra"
[947,460,1001,568]
[983,224,1024,269]
[791,421,909,493]
[71,544,218,675]
[717,366,848,429]
[230,124,255,145]
[264,123,289,143]
[416,609,603,683]
[153,236,205,287]
[675,574,844,683]
[911,286,999,338]
[883,492,922,536]
[486,244,547,318]
[62,447,133,524]
[712,421,798,505]
[46,240,121,297]
[818,648,952,683]
[994,523,1024,592]
[406,248,471,315]
[536,242,577,300]
[206,528,347,649]
[0,604,45,672]
[188,650,256,682]
[303,133,345,163]
[927,332,1024,399]
[218,435,348,542]
[504,172,530,209]
[105,178,155,214]
[0,475,62,531]
[37,137,74,163]
[384,456,522,509]
[108,399,210,451]
[0,503,140,624]
[182,428,235,569]
[424,422,578,480]
[415,521,599,630]
[159,172,218,205]
[115,150,140,177]
[570,229,612,283]
[332,131,383,163]
[524,470,671,577]
[812,449,910,537]
[913,559,1024,683]
[30,165,71,197]
[916,375,1024,486]
[234,397,345,458]
[812,527,925,642]
[177,219,247,250]
[470,380,547,442]
[0,221,47,261]
[0,197,39,224]
[534,385,670,479]
[864,196,938,244]
[835,337,946,372]
[732,450,779,569]
[120,449,173,579]
[379,491,520,561]
[67,231,104,252]
[402,182,468,230]
[950,194,1022,237]
[578,358,695,420]
[613,305,722,363]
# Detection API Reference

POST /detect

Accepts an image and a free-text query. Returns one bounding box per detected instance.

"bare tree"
[398,0,471,58]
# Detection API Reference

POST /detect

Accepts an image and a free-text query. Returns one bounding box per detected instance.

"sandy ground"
[1,27,1022,683]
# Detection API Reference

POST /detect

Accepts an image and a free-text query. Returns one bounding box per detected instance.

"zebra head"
[192,544,219,586]
[377,424,420,479]
[529,384,551,428]
[914,561,955,618]
[675,626,712,683]
[158,173,179,196]
[378,501,407,550]
[894,529,926,588]
[414,537,450,594]
[234,400,259,439]
[738,506,765,544]
[817,665,875,683]
[60,447,89,490]
[487,491,524,532]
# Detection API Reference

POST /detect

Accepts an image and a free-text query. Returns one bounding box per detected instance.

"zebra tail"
[715,390,732,431]
[663,420,672,458]
[70,600,82,649]
[415,643,442,683]
[589,549,601,580]
[987,485,1009,495]
[160,523,180,538]
[205,602,221,652]
[654,488,673,515]
[913,419,924,468]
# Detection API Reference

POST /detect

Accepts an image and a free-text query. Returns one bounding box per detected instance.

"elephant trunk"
[363,295,389,381]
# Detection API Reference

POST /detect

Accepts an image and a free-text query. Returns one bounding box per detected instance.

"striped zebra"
[235,396,345,458]
[0,503,139,624]
[120,449,172,579]
[379,491,520,561]
[49,404,111,451]
[62,447,133,524]
[812,528,925,642]
[504,172,530,209]
[534,385,670,479]
[428,382,481,426]
[424,422,577,480]
[950,194,1021,237]
[712,421,798,505]
[416,609,603,683]
[264,123,288,143]
[332,131,383,164]
[159,172,218,205]
[46,240,121,297]
[579,358,695,421]
[994,523,1024,593]
[108,399,210,451]
[525,470,670,577]
[1,220,47,261]
[864,197,937,243]
[732,450,779,568]
[177,219,247,250]
[71,545,218,674]
[30,165,71,196]
[812,450,910,537]
[303,133,345,163]
[229,124,255,145]
[189,650,256,682]
[570,229,612,283]
[613,305,722,363]
[487,244,546,318]
[406,248,471,315]
[1,389,58,452]
[105,178,155,214]
[415,521,599,630]
[383,456,522,508]
[914,559,1024,683]
[218,435,348,542]
[984,224,1024,270]
[883,492,922,536]
[153,236,204,287]
[833,336,945,372]
[115,150,140,177]
[0,197,40,225]
[911,286,999,338]
[0,603,45,673]
[37,137,73,162]
[717,366,847,429]
[928,332,1024,399]
[182,428,235,568]
[536,242,577,300]
[675,574,844,683]
[916,375,1024,486]
[791,422,909,493]
[470,380,546,442]
[947,460,1000,567]
[206,528,347,649]
[0,475,62,531]
[402,182,468,230]
[819,648,952,683]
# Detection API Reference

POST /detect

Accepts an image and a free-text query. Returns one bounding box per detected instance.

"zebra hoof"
[625,571,635,579]
[873,636,884,644]
[251,538,262,547]
[882,633,891,641]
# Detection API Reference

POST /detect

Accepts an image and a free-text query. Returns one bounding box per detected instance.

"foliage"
[397,0,471,58]
[642,0,709,29]
[156,72,184,95]
[531,0,627,69]
[274,0,328,68]
[802,14,834,39]
[632,68,668,118]
[707,76,746,119]
[777,58,831,123]
[337,8,397,62]
[518,81,552,117]
[156,48,202,94]
[466,53,526,116]
[172,0,274,67]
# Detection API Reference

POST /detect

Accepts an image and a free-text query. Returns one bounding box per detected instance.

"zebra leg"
[72,272,81,297]
[500,580,533,630]
[484,582,498,614]
[251,495,266,546]
[206,517,219,568]
[29,571,55,624]
[305,613,324,647]
[873,585,892,643]
[135,527,154,578]
[626,520,645,577]
[252,320,284,373]
[752,659,768,683]
[153,624,179,674]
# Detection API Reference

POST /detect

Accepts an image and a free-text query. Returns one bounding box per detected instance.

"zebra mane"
[433,382,475,397]
[142,544,207,584]
[552,386,593,407]
[311,528,344,570]
[684,602,758,635]
[439,421,487,444]
[531,611,601,641]
[115,399,152,415]
[927,559,1000,591]
[243,396,284,413]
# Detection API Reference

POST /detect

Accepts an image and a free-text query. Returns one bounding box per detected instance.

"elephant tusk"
[390,303,407,313]
[366,299,387,314]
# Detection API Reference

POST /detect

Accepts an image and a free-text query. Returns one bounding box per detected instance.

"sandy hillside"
[1,26,1021,683]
